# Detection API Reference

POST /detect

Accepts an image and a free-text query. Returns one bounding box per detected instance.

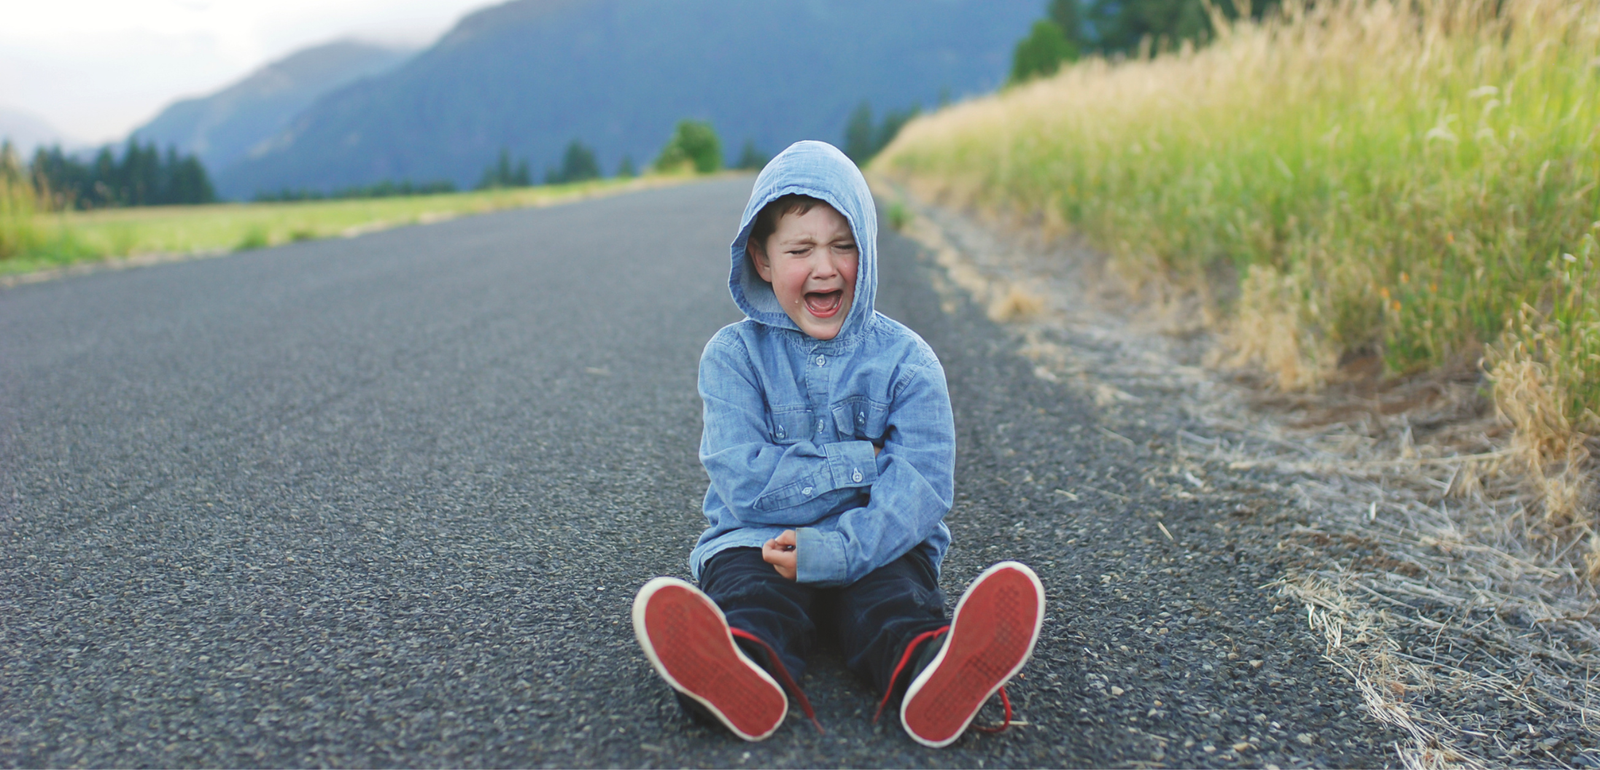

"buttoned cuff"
[824,440,878,489]
[795,527,848,586]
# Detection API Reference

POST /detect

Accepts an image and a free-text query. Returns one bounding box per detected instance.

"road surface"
[1,178,1393,767]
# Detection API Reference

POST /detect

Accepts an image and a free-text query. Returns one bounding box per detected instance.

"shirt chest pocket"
[832,398,890,443]
[767,407,817,445]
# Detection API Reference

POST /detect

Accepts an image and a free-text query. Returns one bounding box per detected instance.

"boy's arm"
[794,362,955,587]
[699,340,880,527]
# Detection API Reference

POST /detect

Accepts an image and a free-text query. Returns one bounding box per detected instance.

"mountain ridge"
[212,0,1035,199]
[131,40,415,179]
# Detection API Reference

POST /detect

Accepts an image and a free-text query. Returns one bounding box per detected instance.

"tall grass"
[0,175,42,260]
[876,0,1599,555]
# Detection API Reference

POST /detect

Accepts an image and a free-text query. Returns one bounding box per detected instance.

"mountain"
[0,105,76,156]
[131,40,414,178]
[214,0,1036,199]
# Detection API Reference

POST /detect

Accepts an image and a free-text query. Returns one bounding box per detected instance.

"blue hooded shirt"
[690,141,955,587]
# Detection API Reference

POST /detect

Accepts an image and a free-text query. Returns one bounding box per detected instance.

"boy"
[631,141,1044,747]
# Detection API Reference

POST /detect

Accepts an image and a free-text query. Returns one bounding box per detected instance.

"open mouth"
[804,290,844,318]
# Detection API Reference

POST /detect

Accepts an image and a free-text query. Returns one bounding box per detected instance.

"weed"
[886,201,910,232]
[235,227,270,251]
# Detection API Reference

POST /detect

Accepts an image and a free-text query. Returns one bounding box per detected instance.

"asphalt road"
[1,178,1394,767]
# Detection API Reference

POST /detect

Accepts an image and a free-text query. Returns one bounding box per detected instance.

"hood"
[729,140,877,343]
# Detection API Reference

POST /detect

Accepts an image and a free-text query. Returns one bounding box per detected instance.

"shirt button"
[817,419,825,432]
[852,469,863,483]
[816,355,826,367]
[803,487,814,496]
[856,412,865,424]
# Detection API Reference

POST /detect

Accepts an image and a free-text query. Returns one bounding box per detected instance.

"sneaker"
[632,577,788,741]
[900,561,1045,748]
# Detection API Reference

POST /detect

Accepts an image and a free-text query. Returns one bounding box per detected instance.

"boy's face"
[749,203,859,341]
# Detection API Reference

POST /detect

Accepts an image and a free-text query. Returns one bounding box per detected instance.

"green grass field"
[0,175,691,278]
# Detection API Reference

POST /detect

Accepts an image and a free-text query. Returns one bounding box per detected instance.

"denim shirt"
[689,141,954,587]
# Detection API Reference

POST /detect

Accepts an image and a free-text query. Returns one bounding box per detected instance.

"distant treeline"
[30,141,216,209]
[1011,0,1282,82]
[13,96,921,210]
[470,106,916,194]
[254,179,458,202]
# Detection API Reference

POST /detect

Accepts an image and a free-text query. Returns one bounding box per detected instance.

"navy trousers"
[699,546,949,698]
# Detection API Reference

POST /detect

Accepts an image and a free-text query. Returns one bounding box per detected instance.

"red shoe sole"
[901,562,1044,747]
[633,578,787,741]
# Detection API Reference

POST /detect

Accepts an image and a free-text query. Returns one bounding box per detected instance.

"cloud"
[0,0,494,143]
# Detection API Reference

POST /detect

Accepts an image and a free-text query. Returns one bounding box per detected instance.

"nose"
[812,251,840,278]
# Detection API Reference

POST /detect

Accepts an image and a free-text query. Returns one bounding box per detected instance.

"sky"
[0,0,499,147]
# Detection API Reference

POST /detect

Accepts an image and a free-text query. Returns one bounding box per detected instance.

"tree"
[616,155,637,178]
[843,103,920,165]
[654,120,722,174]
[1010,20,1078,83]
[843,102,876,164]
[478,148,531,189]
[1049,0,1086,48]
[1086,0,1211,55]
[26,140,214,208]
[168,155,216,204]
[735,140,769,171]
[548,139,599,184]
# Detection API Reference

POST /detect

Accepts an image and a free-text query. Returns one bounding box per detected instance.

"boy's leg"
[699,547,819,683]
[832,546,951,699]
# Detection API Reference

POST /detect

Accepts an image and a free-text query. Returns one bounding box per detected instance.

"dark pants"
[699,546,949,698]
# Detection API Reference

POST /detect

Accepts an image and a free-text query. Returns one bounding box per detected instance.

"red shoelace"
[871,625,1013,733]
[728,627,824,734]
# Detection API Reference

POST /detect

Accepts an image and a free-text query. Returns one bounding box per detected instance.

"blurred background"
[1,0,1224,204]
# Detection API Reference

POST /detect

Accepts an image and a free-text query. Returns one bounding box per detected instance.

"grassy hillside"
[877,0,1599,567]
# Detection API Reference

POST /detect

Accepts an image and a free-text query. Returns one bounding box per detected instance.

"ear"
[747,235,773,282]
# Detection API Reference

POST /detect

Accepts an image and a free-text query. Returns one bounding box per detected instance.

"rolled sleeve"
[794,526,849,586]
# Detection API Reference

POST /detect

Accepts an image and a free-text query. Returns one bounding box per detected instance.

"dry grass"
[883,187,1599,769]
[876,0,1600,578]
[0,146,50,261]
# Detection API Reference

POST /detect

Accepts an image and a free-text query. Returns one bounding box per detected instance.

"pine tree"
[1010,20,1078,83]
[1049,0,1086,47]
[735,140,769,170]
[843,103,876,164]
[558,140,600,183]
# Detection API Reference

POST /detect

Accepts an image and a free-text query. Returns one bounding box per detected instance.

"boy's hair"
[748,194,825,253]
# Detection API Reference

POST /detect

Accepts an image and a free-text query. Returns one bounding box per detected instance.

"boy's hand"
[762,530,798,580]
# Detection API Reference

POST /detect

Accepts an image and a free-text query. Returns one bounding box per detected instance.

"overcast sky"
[1,0,499,146]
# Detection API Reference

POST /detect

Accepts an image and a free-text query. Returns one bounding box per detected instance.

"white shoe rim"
[900,561,1046,748]
[631,576,788,742]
